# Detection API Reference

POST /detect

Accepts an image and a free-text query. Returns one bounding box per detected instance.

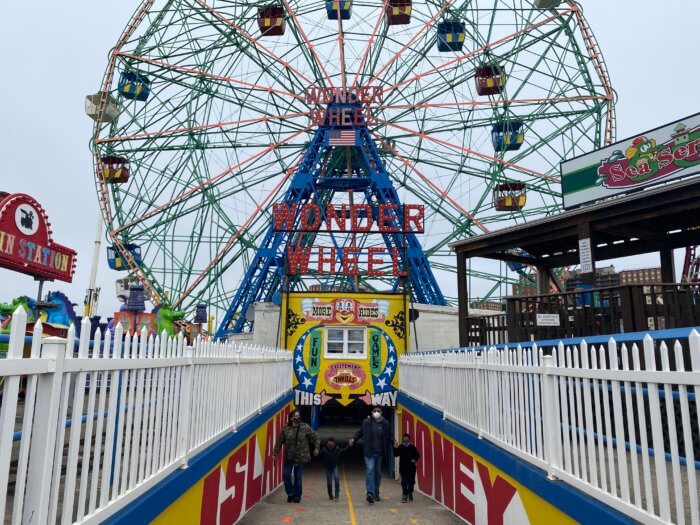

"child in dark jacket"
[393,433,420,502]
[319,437,347,501]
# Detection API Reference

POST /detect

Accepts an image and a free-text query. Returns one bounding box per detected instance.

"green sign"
[369,330,382,374]
[309,331,322,374]
[561,113,700,209]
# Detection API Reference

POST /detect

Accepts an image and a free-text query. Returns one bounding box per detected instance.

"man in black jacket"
[349,406,396,504]
[393,433,420,502]
[319,437,347,501]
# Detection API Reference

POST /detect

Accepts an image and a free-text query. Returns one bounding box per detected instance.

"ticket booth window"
[325,327,366,358]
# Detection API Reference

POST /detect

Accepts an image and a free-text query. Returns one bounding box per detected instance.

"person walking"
[393,433,420,502]
[319,437,347,501]
[348,406,396,504]
[273,409,320,503]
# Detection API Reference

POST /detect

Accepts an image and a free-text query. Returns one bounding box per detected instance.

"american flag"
[329,129,357,146]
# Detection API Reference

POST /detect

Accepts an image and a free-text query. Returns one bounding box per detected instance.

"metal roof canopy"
[451,177,700,347]
[451,176,700,270]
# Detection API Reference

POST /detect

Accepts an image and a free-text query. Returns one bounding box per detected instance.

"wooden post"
[660,247,675,283]
[536,266,551,295]
[457,251,469,347]
[577,222,596,286]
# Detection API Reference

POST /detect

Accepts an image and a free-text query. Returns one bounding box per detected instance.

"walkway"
[238,452,462,525]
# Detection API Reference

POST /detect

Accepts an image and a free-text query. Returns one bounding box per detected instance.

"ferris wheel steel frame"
[89,0,616,329]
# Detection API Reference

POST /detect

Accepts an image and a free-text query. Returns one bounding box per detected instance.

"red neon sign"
[273,203,424,233]
[0,193,77,283]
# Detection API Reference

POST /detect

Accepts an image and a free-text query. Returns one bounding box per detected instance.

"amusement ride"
[86,0,616,337]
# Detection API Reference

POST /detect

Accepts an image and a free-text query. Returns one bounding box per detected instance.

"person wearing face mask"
[273,409,320,503]
[348,406,396,504]
[319,437,348,501]
[393,433,420,502]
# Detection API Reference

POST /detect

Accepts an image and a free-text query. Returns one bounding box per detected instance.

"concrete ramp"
[239,455,463,525]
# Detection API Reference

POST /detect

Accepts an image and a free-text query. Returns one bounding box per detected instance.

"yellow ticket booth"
[282,291,408,412]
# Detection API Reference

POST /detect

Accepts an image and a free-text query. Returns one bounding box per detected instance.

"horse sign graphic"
[0,193,77,282]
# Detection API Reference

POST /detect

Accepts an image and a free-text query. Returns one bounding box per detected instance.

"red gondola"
[386,0,412,25]
[257,6,285,36]
[476,65,507,96]
[100,156,130,184]
[493,182,526,211]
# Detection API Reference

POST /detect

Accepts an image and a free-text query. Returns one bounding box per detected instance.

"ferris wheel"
[88,0,615,334]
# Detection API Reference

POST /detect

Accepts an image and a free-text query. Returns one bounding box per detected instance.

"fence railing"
[400,330,700,525]
[0,307,292,525]
[503,283,700,343]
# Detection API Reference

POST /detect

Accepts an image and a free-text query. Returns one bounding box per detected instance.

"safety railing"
[0,307,292,525]
[400,330,700,524]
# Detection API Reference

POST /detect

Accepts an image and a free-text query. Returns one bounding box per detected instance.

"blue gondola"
[491,120,525,152]
[326,0,352,20]
[107,243,143,271]
[437,21,465,52]
[118,71,151,101]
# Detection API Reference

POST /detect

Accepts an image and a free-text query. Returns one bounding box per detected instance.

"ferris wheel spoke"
[336,3,347,89]
[378,23,583,123]
[172,151,306,308]
[112,125,311,235]
[376,117,557,185]
[183,220,271,309]
[281,0,334,88]
[366,0,455,88]
[130,138,300,214]
[380,6,575,98]
[123,145,305,240]
[372,94,610,114]
[96,110,312,145]
[351,1,387,89]
[373,132,489,234]
[192,0,318,88]
[115,51,303,101]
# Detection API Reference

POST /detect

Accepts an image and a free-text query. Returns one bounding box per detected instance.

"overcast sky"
[1,1,698,319]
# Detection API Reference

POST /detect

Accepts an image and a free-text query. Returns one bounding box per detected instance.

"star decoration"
[387,356,396,365]
[384,366,393,376]
[376,377,387,389]
[302,377,313,388]
[295,355,302,363]
[296,365,306,376]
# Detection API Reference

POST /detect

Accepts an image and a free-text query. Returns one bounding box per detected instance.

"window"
[325,327,366,358]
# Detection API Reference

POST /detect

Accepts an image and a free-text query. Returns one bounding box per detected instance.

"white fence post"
[420,354,425,404]
[441,353,447,419]
[259,351,265,415]
[0,308,27,520]
[23,337,67,524]
[475,352,483,439]
[178,344,195,468]
[541,353,561,480]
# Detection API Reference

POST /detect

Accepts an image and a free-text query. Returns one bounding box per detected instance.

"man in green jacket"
[273,409,320,503]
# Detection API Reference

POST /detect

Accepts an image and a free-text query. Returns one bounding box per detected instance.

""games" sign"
[0,193,76,282]
[561,113,700,208]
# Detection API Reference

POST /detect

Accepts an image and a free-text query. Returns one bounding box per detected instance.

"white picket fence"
[0,307,292,525]
[400,332,700,525]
